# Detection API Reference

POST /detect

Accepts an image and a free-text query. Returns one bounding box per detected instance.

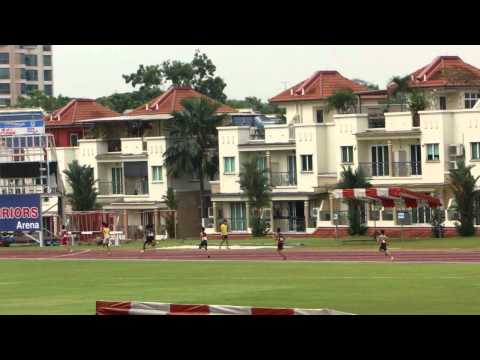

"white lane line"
[54,249,91,258]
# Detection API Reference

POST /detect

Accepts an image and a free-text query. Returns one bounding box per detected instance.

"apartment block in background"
[0,45,53,107]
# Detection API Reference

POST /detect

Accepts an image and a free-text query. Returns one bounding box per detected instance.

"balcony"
[359,161,422,177]
[107,139,121,152]
[271,172,297,187]
[98,177,149,196]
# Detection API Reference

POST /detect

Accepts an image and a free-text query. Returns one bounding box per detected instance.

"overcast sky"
[53,45,480,101]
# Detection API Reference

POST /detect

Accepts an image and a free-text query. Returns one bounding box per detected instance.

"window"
[382,209,393,221]
[0,53,9,64]
[224,157,235,173]
[0,83,10,94]
[43,45,52,52]
[70,133,79,147]
[0,68,9,79]
[20,68,26,80]
[465,92,480,109]
[341,146,354,163]
[25,70,38,81]
[43,70,52,81]
[25,84,38,94]
[257,156,267,172]
[152,166,163,181]
[0,99,10,107]
[315,109,324,123]
[438,96,447,110]
[43,55,52,67]
[471,142,480,160]
[301,155,313,172]
[426,144,440,161]
[24,54,37,66]
[44,85,53,96]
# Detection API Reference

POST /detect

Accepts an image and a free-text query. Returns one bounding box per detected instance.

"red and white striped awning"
[96,301,352,315]
[332,187,441,208]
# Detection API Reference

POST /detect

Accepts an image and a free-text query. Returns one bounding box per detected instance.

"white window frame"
[152,166,163,182]
[426,143,440,161]
[224,157,235,174]
[465,92,480,109]
[301,155,313,172]
[471,142,480,160]
[341,146,354,164]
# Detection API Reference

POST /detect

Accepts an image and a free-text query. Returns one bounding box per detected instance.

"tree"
[448,160,480,236]
[336,166,371,235]
[123,50,228,103]
[387,75,410,110]
[352,78,380,90]
[16,90,71,112]
[162,187,177,238]
[407,91,431,126]
[63,161,98,211]
[326,89,357,114]
[163,97,226,220]
[239,155,272,236]
[97,89,163,114]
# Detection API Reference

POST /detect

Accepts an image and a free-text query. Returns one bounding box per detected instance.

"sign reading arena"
[0,194,41,231]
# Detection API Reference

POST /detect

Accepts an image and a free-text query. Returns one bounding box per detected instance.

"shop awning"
[332,187,441,208]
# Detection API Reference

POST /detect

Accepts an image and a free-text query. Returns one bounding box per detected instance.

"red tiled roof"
[127,86,237,116]
[403,56,480,89]
[269,71,373,103]
[46,99,120,126]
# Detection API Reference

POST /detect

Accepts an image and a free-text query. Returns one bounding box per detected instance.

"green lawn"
[4,236,480,251]
[0,259,479,315]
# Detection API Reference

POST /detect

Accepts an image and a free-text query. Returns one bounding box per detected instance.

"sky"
[53,45,480,102]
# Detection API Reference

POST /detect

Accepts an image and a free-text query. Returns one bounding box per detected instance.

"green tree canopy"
[326,89,357,114]
[16,90,71,112]
[97,88,163,114]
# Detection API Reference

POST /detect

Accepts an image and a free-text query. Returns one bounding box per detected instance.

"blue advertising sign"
[0,194,41,231]
[0,111,45,136]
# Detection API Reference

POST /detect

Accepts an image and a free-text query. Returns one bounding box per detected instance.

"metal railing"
[98,178,148,196]
[368,115,385,128]
[359,162,390,177]
[271,172,297,186]
[107,139,121,152]
[98,181,122,195]
[273,217,306,232]
[392,161,422,176]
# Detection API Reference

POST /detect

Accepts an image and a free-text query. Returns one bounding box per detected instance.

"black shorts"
[199,240,208,248]
[277,242,284,250]
[222,235,228,240]
[146,236,155,243]
[379,243,387,251]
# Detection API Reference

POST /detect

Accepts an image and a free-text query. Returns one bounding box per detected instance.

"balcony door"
[410,144,422,175]
[230,203,246,231]
[111,168,123,194]
[371,145,389,176]
[287,154,297,185]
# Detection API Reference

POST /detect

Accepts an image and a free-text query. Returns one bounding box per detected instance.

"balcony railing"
[392,161,422,177]
[98,178,148,196]
[359,162,389,177]
[273,217,306,232]
[107,139,121,152]
[98,181,122,195]
[271,172,297,186]
[368,114,385,128]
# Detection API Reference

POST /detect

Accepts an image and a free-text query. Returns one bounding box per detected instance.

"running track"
[1,248,480,263]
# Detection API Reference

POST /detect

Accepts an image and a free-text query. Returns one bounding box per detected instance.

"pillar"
[123,209,128,239]
[270,202,274,233]
[387,140,393,176]
[304,200,310,228]
[329,195,334,225]
[153,209,158,236]
[213,202,218,231]
[266,150,272,185]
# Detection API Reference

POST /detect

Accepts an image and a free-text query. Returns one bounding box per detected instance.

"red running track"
[1,248,480,263]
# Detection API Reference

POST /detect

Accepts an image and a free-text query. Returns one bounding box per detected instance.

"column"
[304,200,310,228]
[123,209,128,239]
[387,140,393,176]
[153,209,158,236]
[270,202,274,233]
[329,195,334,225]
[245,202,251,230]
[266,150,272,185]
[212,202,218,231]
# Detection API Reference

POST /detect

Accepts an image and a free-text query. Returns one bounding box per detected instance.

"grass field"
[1,259,480,315]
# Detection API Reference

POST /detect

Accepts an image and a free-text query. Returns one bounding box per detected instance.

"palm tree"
[326,89,357,114]
[239,155,272,236]
[448,160,480,236]
[336,166,371,235]
[63,160,98,211]
[388,75,410,111]
[163,97,227,220]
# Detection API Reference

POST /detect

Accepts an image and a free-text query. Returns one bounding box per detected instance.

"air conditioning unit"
[449,161,459,170]
[207,207,214,219]
[448,144,464,157]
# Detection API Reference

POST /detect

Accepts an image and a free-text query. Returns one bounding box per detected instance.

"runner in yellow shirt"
[219,219,230,249]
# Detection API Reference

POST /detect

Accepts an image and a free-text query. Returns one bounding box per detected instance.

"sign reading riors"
[0,194,41,231]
